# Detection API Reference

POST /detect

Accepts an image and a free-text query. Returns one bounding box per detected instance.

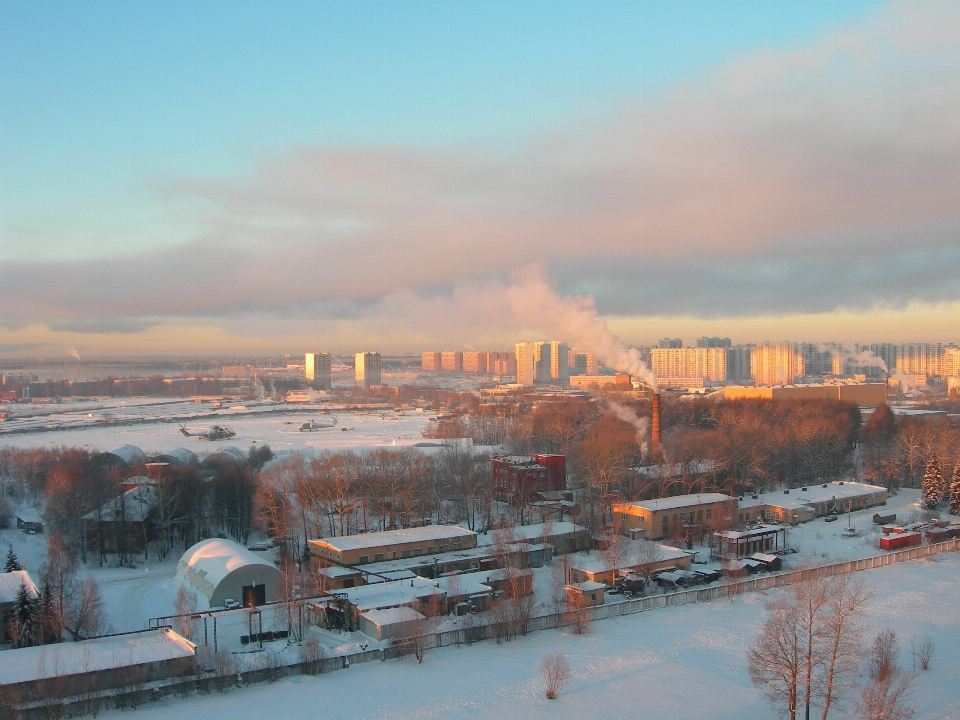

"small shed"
[177,538,281,608]
[15,507,43,534]
[750,552,782,571]
[566,581,605,607]
[358,607,425,641]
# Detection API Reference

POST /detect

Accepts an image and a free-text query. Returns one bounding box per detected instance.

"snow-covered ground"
[0,402,438,454]
[85,551,960,720]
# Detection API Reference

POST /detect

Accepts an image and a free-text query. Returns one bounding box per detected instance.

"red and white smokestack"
[651,393,662,449]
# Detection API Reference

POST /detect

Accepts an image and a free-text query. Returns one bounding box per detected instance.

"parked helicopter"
[296,417,338,432]
[178,423,237,441]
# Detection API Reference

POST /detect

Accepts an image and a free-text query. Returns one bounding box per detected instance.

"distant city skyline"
[1,1,958,357]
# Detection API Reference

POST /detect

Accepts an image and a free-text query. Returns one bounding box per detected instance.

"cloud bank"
[2,1,958,352]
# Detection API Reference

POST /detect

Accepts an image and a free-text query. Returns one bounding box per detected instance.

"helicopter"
[178,423,237,441]
[296,417,338,432]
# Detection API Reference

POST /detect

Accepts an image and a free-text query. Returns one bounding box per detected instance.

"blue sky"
[1,0,958,356]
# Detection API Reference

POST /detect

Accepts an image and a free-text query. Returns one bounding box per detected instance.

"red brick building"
[492,454,566,502]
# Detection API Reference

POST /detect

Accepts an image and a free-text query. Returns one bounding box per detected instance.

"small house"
[565,581,605,607]
[15,508,43,534]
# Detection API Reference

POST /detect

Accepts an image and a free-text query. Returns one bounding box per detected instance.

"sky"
[1,0,958,358]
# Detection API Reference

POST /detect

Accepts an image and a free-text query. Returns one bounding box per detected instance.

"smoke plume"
[605,399,650,455]
[819,344,887,373]
[504,267,658,390]
[65,347,81,361]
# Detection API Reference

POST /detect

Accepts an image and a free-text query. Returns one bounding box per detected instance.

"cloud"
[1,1,958,350]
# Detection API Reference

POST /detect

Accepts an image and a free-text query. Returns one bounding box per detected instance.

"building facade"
[751,342,801,386]
[355,352,382,387]
[649,347,727,384]
[305,352,332,390]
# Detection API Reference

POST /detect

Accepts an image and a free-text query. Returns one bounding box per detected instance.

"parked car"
[824,515,839,522]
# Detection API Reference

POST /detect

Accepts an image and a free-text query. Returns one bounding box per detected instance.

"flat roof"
[311,525,477,553]
[717,525,787,540]
[338,577,443,612]
[739,481,886,510]
[0,628,194,686]
[619,493,733,512]
[569,581,606,592]
[478,521,588,546]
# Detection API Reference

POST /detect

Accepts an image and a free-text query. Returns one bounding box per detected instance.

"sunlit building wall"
[355,352,382,387]
[305,352,332,390]
[751,342,801,386]
[649,348,727,383]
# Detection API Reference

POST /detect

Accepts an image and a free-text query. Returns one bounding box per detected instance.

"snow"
[315,525,477,553]
[0,570,39,604]
[94,552,960,720]
[177,539,278,596]
[477,522,587,545]
[338,577,444,613]
[620,492,733,512]
[0,399,438,455]
[739,480,886,509]
[569,581,606,592]
[0,628,195,685]
[361,607,424,627]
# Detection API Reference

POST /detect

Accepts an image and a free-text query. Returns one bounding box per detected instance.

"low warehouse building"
[739,481,887,525]
[358,607,426,641]
[0,627,196,708]
[177,538,281,608]
[613,493,736,540]
[309,525,478,567]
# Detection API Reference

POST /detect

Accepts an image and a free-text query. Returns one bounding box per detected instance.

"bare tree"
[868,629,899,681]
[298,634,326,674]
[566,591,592,635]
[540,653,572,699]
[910,636,934,671]
[633,540,665,581]
[67,577,107,640]
[748,575,873,720]
[173,584,198,638]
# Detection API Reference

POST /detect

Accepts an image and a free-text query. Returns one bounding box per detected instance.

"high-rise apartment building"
[489,351,516,377]
[548,341,570,383]
[355,352,382,387]
[516,341,568,384]
[440,351,463,373]
[568,348,597,376]
[421,352,441,372]
[305,352,332,390]
[515,342,536,385]
[897,344,944,377]
[463,351,488,374]
[659,338,683,349]
[751,342,800,386]
[649,348,727,383]
[726,345,754,382]
[696,337,731,349]
[943,348,960,377]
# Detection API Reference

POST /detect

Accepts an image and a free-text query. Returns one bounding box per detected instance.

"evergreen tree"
[951,462,960,516]
[921,456,944,510]
[4,545,23,572]
[12,581,40,648]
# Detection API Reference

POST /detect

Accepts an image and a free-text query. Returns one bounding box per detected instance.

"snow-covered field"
[82,551,960,720]
[0,402,439,454]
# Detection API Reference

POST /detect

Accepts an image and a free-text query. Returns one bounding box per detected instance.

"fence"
[12,539,960,718]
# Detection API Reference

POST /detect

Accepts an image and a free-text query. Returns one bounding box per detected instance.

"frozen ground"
[90,551,960,720]
[0,402,438,454]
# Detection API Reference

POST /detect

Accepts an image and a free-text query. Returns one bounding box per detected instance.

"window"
[621,513,627,520]
[454,543,462,550]
[637,516,644,525]
[413,548,423,556]
[374,553,384,562]
[402,549,411,558]
[358,555,369,564]
[428,546,437,554]
[391,551,397,559]
[706,508,713,519]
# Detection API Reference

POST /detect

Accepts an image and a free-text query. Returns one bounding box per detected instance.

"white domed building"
[176,538,281,608]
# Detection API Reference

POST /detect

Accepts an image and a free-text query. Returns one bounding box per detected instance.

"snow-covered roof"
[0,628,195,685]
[177,538,278,592]
[159,447,199,467]
[434,574,492,597]
[83,484,157,521]
[620,493,733,512]
[106,444,147,467]
[338,577,443,612]
[633,461,717,479]
[569,581,606,592]
[751,553,779,564]
[15,507,42,523]
[739,481,886,509]
[316,525,476,553]
[0,570,39,605]
[573,544,688,574]
[479,522,587,546]
[361,607,424,627]
[203,446,247,465]
[717,525,787,540]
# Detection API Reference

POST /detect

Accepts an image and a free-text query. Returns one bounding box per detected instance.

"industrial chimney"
[651,393,662,449]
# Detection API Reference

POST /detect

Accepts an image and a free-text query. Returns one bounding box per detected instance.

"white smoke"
[503,266,658,390]
[605,399,650,454]
[65,347,81,361]
[821,343,887,373]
